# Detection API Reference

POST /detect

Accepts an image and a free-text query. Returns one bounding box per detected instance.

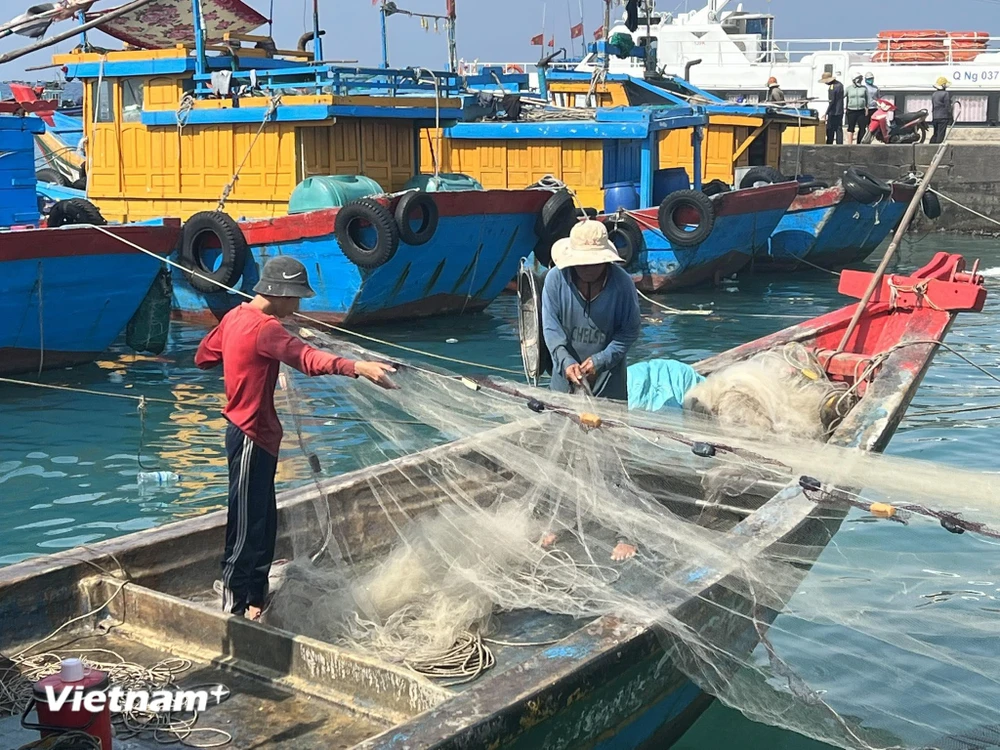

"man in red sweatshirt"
[195,256,394,620]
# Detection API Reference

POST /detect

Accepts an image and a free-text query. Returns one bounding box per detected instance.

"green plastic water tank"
[288,175,384,214]
[403,173,485,193]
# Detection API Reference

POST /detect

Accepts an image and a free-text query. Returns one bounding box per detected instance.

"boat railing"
[189,63,466,100]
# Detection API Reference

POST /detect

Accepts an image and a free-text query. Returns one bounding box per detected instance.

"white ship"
[472,0,1000,124]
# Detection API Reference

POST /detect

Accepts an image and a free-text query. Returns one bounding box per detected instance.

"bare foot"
[245,605,263,622]
[540,532,558,549]
[611,542,637,562]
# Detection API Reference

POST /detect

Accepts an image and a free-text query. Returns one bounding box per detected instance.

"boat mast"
[380,0,389,68]
[192,0,206,77]
[602,0,610,72]
[311,0,323,61]
[446,0,457,72]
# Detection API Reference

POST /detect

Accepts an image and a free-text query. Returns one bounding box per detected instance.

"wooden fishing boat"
[0,108,181,375]
[761,179,918,272]
[0,253,985,749]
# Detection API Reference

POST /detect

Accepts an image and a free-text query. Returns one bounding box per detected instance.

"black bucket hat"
[252,256,316,299]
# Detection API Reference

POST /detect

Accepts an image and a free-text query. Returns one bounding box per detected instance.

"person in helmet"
[766,76,785,106]
[195,256,395,620]
[845,74,869,144]
[863,72,880,133]
[931,76,953,144]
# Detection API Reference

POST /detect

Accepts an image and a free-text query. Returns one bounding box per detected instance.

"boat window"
[91,80,113,123]
[905,95,933,115]
[122,79,144,123]
[954,95,988,123]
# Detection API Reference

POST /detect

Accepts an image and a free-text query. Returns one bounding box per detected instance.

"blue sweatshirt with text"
[541,266,641,401]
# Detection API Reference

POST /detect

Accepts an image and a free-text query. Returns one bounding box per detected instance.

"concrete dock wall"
[779,144,1000,235]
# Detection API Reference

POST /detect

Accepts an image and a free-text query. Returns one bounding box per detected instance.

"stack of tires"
[332,192,440,270]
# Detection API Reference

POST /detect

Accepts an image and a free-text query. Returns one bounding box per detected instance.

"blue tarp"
[628,359,704,412]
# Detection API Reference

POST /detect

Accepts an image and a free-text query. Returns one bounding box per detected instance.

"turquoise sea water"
[3,235,1000,747]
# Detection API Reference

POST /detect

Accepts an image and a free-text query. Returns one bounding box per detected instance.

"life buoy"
[843,166,892,205]
[504,64,525,74]
[47,198,106,227]
[394,191,439,246]
[657,190,716,247]
[603,215,644,272]
[179,211,249,294]
[335,198,400,269]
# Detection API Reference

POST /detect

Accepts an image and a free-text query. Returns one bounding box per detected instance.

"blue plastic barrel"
[288,175,383,214]
[652,168,691,205]
[403,173,484,192]
[604,181,640,213]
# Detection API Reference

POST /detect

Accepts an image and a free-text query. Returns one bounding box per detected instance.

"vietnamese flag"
[570,22,584,39]
[530,33,544,45]
[593,25,604,40]
[548,36,555,47]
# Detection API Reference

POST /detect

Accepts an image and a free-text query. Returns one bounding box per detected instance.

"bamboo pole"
[0,0,157,65]
[834,138,952,354]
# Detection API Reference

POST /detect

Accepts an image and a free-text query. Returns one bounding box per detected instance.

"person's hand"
[565,363,583,385]
[611,542,637,562]
[355,361,397,389]
[581,358,598,378]
[539,532,558,549]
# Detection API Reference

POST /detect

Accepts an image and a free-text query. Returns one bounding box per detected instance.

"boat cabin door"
[811,52,850,114]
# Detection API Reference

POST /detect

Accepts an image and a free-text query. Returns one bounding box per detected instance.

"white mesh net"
[268,331,1000,750]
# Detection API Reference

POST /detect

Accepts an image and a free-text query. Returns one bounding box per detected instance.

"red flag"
[593,25,604,40]
[570,22,584,39]
[446,0,456,19]
[530,33,543,45]
[548,36,555,47]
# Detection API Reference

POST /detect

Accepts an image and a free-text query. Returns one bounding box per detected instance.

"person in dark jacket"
[821,71,845,145]
[931,76,953,144]
[766,76,785,106]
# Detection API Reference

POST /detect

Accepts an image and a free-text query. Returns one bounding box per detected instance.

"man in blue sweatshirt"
[542,220,641,402]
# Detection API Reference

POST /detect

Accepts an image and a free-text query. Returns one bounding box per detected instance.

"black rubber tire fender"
[921,191,942,220]
[657,190,716,247]
[702,179,731,197]
[535,189,576,238]
[36,167,69,186]
[335,198,400,269]
[47,198,106,228]
[843,166,892,205]
[739,166,786,190]
[603,215,644,272]
[797,179,830,195]
[394,191,439,246]
[180,211,249,294]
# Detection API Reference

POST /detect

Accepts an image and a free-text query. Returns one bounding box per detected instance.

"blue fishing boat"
[0,110,181,376]
[171,188,553,325]
[49,13,561,326]
[763,177,917,271]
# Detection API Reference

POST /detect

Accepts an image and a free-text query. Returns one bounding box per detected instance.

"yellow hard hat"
[936,76,950,88]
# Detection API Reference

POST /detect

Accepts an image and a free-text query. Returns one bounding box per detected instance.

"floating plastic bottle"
[137,471,179,488]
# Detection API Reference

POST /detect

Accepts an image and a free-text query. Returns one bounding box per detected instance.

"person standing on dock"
[195,256,396,621]
[821,71,845,145]
[864,72,880,134]
[845,74,869,145]
[542,220,641,403]
[931,77,953,144]
[766,77,785,106]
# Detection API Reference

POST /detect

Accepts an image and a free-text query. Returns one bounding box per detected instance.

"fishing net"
[268,329,1000,750]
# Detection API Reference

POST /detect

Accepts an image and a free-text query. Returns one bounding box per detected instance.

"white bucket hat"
[551,220,624,270]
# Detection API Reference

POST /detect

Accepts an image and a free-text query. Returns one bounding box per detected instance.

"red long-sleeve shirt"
[195,303,357,457]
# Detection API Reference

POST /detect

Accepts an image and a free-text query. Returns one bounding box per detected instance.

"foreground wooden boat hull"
[0,255,985,749]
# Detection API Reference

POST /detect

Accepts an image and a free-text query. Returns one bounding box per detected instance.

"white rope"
[930,187,1000,229]
[635,288,712,316]
[216,94,282,212]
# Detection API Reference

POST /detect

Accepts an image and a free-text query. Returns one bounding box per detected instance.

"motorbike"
[862,98,929,144]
